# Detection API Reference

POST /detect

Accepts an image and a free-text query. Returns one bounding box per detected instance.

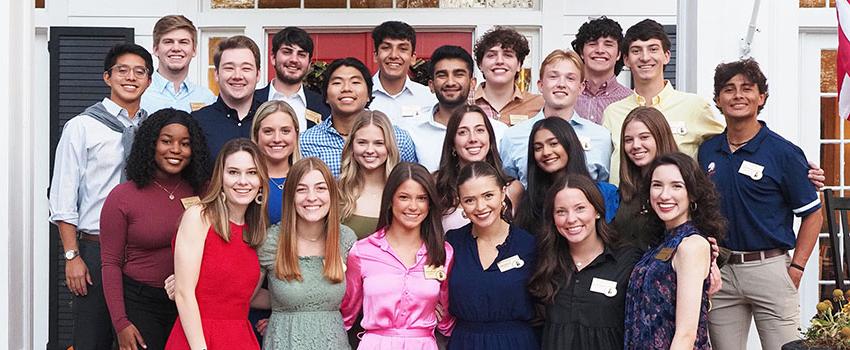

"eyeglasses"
[109,65,150,78]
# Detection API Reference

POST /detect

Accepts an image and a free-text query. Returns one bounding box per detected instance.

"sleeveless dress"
[623,221,711,350]
[165,222,261,350]
[257,224,357,350]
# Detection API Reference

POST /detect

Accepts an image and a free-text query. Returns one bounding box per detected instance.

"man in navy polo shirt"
[698,58,822,350]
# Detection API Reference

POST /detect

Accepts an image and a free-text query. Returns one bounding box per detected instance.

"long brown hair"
[274,158,345,283]
[618,106,678,202]
[251,100,301,167]
[378,162,446,266]
[198,138,268,248]
[528,174,614,318]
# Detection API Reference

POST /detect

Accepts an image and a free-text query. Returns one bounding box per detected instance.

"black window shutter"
[47,26,134,350]
[664,25,677,89]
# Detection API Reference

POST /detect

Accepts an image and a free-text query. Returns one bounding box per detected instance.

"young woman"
[256,157,356,349]
[251,100,301,225]
[341,162,454,349]
[528,174,640,350]
[612,106,679,250]
[516,117,618,233]
[444,161,537,350]
[339,110,400,239]
[165,139,269,350]
[435,105,522,232]
[623,152,725,350]
[101,109,210,350]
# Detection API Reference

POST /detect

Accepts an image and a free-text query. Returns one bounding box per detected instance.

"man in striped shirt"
[572,16,632,125]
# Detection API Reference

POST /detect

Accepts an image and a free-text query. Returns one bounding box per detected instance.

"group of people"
[47,12,824,350]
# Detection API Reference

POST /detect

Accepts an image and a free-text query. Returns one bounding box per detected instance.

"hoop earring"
[501,200,508,217]
[461,210,468,219]
[640,200,649,215]
[220,191,227,203]
[690,201,698,212]
[255,192,264,205]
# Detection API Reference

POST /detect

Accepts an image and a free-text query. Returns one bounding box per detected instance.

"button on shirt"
[266,81,309,132]
[341,227,455,338]
[472,83,545,127]
[193,96,263,159]
[300,117,418,177]
[576,76,632,125]
[49,98,146,235]
[141,70,216,114]
[500,110,613,187]
[698,122,821,251]
[399,104,508,172]
[602,81,725,185]
[369,73,437,123]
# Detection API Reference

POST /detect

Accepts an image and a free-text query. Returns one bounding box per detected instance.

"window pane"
[352,0,392,7]
[822,96,839,139]
[259,0,299,7]
[212,0,256,8]
[35,0,45,8]
[832,0,837,7]
[398,0,438,7]
[822,143,840,187]
[800,0,826,7]
[440,0,486,7]
[487,0,535,8]
[823,49,837,93]
[208,37,225,95]
[305,0,345,7]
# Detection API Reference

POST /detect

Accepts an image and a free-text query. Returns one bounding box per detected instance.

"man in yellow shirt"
[602,19,725,184]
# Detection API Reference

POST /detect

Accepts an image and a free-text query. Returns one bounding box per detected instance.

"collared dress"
[444,223,538,350]
[341,227,455,350]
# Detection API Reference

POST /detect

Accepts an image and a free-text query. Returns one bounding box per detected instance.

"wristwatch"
[64,249,79,260]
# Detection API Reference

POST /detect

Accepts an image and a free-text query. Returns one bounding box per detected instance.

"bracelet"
[790,263,805,272]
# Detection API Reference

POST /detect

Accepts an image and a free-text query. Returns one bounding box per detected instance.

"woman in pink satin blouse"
[341,162,455,349]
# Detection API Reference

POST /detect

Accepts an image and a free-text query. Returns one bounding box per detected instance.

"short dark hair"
[429,45,474,79]
[213,35,260,71]
[271,27,314,58]
[104,43,154,78]
[320,57,374,108]
[371,21,417,53]
[571,16,625,76]
[713,58,769,114]
[473,26,530,66]
[622,19,671,58]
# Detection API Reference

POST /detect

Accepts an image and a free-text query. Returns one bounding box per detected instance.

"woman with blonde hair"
[338,110,400,239]
[251,100,301,225]
[166,138,269,350]
[255,157,356,349]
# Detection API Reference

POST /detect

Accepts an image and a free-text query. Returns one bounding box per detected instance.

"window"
[213,0,534,9]
[800,0,836,8]
[820,48,843,300]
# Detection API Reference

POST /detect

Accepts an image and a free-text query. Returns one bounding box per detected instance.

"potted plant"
[783,289,850,349]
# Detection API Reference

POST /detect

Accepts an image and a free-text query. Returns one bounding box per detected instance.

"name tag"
[180,196,201,209]
[589,277,618,297]
[401,105,419,117]
[509,114,529,125]
[190,102,206,112]
[496,255,525,272]
[738,160,764,180]
[655,247,675,261]
[424,265,447,281]
[670,121,688,136]
[578,136,592,151]
[305,109,322,125]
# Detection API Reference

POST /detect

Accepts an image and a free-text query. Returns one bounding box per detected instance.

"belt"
[365,328,435,338]
[78,232,99,243]
[726,249,785,264]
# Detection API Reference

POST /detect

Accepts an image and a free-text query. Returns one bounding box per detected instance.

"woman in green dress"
[257,157,356,349]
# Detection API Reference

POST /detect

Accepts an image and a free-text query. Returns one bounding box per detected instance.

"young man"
[49,43,153,350]
[367,21,437,122]
[400,45,506,172]
[141,15,216,113]
[500,49,612,187]
[602,19,725,184]
[255,26,331,131]
[472,26,544,126]
[192,35,264,158]
[571,16,631,124]
[300,57,417,177]
[700,59,822,350]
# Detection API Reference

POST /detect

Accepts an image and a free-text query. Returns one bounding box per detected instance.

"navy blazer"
[255,83,331,129]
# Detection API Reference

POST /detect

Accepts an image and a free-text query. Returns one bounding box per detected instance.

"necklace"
[152,180,180,200]
[297,234,323,242]
[573,247,604,269]
[270,177,285,190]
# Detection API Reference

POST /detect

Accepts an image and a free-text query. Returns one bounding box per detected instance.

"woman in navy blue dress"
[444,161,538,350]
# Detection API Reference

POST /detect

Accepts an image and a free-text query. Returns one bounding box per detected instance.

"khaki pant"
[708,254,800,350]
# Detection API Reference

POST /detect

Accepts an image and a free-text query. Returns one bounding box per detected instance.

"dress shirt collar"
[151,70,189,95]
[583,75,620,96]
[369,226,428,257]
[472,82,524,103]
[101,97,141,125]
[633,80,674,107]
[534,108,584,127]
[212,96,260,121]
[574,244,618,271]
[268,80,307,103]
[372,72,415,98]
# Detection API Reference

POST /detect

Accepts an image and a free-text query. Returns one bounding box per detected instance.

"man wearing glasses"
[49,43,153,350]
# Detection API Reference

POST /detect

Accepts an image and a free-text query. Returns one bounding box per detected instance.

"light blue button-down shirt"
[499,110,612,187]
[141,70,216,114]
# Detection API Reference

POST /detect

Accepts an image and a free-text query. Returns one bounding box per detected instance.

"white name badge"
[738,160,764,180]
[589,277,618,297]
[670,121,688,136]
[497,255,525,272]
[401,105,419,117]
[578,136,592,151]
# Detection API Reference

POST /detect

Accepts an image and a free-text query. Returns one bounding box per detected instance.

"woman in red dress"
[165,138,269,350]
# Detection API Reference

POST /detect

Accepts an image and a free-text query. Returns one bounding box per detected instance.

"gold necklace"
[152,180,180,200]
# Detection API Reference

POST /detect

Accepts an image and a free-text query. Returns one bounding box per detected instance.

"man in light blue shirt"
[500,49,612,187]
[141,15,215,113]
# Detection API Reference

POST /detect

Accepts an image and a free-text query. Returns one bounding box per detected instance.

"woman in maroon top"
[100,108,210,350]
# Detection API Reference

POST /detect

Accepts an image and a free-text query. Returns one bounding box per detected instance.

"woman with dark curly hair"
[100,108,210,350]
[623,152,725,350]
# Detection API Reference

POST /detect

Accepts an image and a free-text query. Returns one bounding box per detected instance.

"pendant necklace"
[270,178,285,190]
[152,180,180,200]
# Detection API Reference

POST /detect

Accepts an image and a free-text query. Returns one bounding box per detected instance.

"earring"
[595,213,601,220]
[461,210,468,219]
[451,149,457,157]
[690,201,698,212]
[255,192,264,205]
[220,191,227,203]
[501,200,508,217]
[640,201,648,215]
